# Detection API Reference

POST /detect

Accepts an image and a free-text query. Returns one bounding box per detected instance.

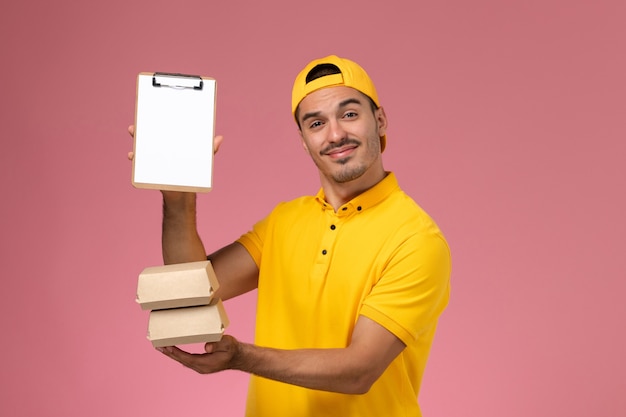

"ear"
[376,106,388,137]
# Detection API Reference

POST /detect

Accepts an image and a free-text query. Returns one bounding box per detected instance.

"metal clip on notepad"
[152,72,204,90]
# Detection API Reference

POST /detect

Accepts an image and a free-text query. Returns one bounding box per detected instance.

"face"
[296,86,387,185]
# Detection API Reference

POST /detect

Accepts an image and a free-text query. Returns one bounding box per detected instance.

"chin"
[331,166,367,184]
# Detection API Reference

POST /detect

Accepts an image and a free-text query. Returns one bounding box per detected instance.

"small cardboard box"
[136,261,219,310]
[147,300,229,347]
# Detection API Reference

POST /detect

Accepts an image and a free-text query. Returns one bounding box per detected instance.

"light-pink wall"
[1,1,624,416]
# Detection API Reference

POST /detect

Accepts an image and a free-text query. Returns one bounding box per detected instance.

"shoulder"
[267,195,320,219]
[378,185,442,231]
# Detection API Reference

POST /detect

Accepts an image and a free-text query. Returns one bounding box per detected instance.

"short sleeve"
[359,232,451,345]
[236,215,270,268]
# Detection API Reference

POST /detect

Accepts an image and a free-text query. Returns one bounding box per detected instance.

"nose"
[327,119,347,143]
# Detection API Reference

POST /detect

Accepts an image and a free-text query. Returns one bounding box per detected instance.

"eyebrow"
[300,97,364,124]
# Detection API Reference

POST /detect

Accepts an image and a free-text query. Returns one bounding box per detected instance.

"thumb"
[204,341,218,354]
[213,135,224,154]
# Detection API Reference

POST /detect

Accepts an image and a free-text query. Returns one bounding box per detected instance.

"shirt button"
[322,249,327,255]
[330,225,336,230]
[357,206,362,211]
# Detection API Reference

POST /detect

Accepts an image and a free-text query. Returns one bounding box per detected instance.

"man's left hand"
[156,335,240,374]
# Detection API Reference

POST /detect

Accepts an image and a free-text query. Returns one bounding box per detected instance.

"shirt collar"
[314,172,399,216]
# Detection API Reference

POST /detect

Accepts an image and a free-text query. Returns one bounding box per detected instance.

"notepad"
[132,72,217,192]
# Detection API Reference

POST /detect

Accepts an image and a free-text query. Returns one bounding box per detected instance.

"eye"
[309,120,323,129]
[343,111,358,119]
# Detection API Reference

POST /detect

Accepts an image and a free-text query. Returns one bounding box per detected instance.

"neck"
[320,167,386,211]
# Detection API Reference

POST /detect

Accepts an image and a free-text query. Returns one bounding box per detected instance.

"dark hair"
[306,63,342,83]
[295,63,379,128]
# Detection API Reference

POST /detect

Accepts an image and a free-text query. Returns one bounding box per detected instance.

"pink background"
[1,1,624,416]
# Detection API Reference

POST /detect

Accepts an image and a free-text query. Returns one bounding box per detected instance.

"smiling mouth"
[328,145,357,157]
[322,140,360,158]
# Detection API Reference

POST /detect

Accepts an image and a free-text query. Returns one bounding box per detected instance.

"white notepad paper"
[132,72,216,192]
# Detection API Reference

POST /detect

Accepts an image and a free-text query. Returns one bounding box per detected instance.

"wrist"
[162,192,197,219]
[162,191,196,206]
[229,339,249,372]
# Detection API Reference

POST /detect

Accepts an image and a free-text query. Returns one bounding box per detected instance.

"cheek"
[300,137,311,154]
[301,133,323,155]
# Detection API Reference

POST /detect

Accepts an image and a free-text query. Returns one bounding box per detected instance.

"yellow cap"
[292,55,386,152]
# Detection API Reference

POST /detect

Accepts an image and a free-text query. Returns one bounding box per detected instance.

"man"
[132,55,451,416]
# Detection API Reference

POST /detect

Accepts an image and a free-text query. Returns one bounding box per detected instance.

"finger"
[204,336,237,358]
[157,345,186,358]
[157,346,215,374]
[127,125,136,160]
[156,346,195,367]
[214,135,223,154]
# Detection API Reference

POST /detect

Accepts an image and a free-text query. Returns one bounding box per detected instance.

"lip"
[326,145,357,159]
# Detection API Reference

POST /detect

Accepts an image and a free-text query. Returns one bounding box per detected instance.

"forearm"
[231,342,376,394]
[162,192,207,264]
[159,318,404,393]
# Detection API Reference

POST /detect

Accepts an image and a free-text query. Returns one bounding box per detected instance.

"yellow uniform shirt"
[237,172,451,416]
